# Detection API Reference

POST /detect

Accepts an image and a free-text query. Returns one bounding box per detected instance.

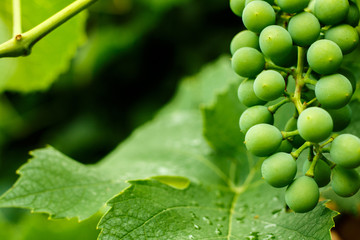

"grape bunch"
[230,0,360,213]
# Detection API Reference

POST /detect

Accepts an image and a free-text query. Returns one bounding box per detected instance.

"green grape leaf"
[202,81,246,155]
[0,146,124,221]
[0,57,338,238]
[98,179,337,240]
[0,0,87,92]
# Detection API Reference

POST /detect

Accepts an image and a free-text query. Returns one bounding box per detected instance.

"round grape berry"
[331,166,360,197]
[326,105,352,132]
[288,12,320,47]
[303,159,331,187]
[276,0,310,13]
[239,105,274,133]
[276,139,293,153]
[245,123,282,157]
[242,1,276,33]
[261,152,297,188]
[297,107,333,143]
[346,2,360,27]
[232,47,265,78]
[259,25,293,62]
[238,79,266,107]
[230,30,260,55]
[285,176,319,213]
[285,117,305,148]
[230,0,246,17]
[330,134,360,169]
[315,74,353,109]
[307,39,343,75]
[314,0,349,25]
[325,24,359,54]
[253,70,285,101]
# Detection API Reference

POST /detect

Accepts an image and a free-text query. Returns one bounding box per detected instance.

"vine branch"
[0,0,98,58]
[12,0,22,36]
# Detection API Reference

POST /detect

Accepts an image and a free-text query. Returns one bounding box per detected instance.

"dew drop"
[188,235,195,239]
[194,224,201,230]
[246,232,259,240]
[264,233,276,239]
[202,216,213,225]
[216,216,226,221]
[264,223,277,229]
[215,228,222,235]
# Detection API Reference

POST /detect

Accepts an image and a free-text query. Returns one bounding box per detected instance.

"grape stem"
[303,97,317,107]
[268,98,290,113]
[12,0,22,37]
[291,141,311,159]
[265,61,293,74]
[282,129,299,139]
[291,46,307,113]
[320,153,336,169]
[319,135,337,148]
[0,0,98,58]
[305,152,320,178]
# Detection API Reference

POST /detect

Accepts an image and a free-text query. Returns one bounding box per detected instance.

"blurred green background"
[0,0,240,238]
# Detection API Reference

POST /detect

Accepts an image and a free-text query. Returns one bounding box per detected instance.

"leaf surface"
[99,179,337,240]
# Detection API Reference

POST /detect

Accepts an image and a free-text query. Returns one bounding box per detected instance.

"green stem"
[282,129,299,139]
[320,135,337,148]
[265,61,293,74]
[291,141,311,159]
[268,98,290,113]
[0,0,98,58]
[292,46,306,113]
[320,154,336,169]
[304,97,317,107]
[304,78,317,85]
[305,153,320,177]
[12,0,22,36]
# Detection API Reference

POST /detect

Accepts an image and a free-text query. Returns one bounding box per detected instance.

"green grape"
[245,123,283,157]
[259,25,293,62]
[238,79,267,107]
[242,1,276,33]
[245,0,275,5]
[277,139,293,153]
[303,159,331,187]
[331,166,360,197]
[230,30,260,55]
[276,0,310,13]
[325,24,359,54]
[297,107,333,143]
[307,39,343,75]
[288,12,320,47]
[239,105,274,133]
[330,134,360,169]
[285,176,319,213]
[285,117,305,148]
[232,47,265,78]
[338,68,357,93]
[230,0,246,17]
[314,0,349,25]
[253,70,285,101]
[315,74,353,109]
[346,2,360,27]
[326,105,352,132]
[271,45,298,67]
[261,152,297,188]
